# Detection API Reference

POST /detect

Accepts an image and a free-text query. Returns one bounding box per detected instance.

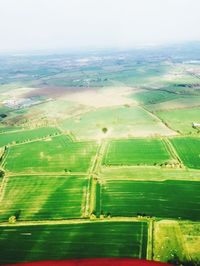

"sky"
[0,0,200,52]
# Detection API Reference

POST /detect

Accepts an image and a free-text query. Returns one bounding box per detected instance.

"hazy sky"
[0,0,200,52]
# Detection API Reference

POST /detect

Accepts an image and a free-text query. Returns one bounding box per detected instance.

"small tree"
[90,213,96,220]
[8,216,16,224]
[107,212,111,219]
[0,170,5,177]
[102,127,108,134]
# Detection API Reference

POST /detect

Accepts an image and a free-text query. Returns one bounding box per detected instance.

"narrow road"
[84,139,108,217]
[0,174,8,202]
[146,219,154,260]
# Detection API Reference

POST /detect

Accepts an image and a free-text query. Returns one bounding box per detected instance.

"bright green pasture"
[103,139,172,166]
[133,89,182,105]
[0,221,148,264]
[101,180,200,220]
[3,135,97,173]
[170,137,200,169]
[0,127,60,147]
[60,106,173,139]
[147,96,200,112]
[155,107,200,134]
[0,175,88,221]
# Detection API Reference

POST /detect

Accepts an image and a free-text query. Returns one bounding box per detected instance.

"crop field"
[133,89,183,105]
[155,107,200,134]
[0,127,60,147]
[103,139,172,166]
[100,165,200,181]
[0,175,88,221]
[179,222,200,260]
[3,135,98,173]
[60,106,174,139]
[101,180,200,220]
[170,137,200,169]
[146,95,200,112]
[153,221,187,263]
[0,221,148,264]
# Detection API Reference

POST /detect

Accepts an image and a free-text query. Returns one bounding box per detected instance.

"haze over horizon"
[0,0,200,53]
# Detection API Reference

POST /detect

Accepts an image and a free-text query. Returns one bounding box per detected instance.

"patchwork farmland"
[1,131,200,264]
[0,48,200,265]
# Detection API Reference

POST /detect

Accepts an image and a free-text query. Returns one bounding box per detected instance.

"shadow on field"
[32,177,83,220]
[0,225,47,265]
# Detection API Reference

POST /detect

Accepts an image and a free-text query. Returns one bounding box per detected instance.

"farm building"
[192,122,200,127]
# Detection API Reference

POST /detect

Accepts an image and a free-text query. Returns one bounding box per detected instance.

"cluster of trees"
[0,170,5,177]
[90,211,111,219]
[102,127,108,134]
[8,210,21,223]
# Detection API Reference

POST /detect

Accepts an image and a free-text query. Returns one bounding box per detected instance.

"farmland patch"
[103,139,172,166]
[0,127,60,147]
[0,175,88,221]
[101,180,200,220]
[170,137,200,169]
[3,135,97,173]
[156,108,200,134]
[0,221,148,264]
[60,106,175,140]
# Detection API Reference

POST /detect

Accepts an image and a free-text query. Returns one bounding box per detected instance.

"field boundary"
[85,141,102,217]
[0,174,8,202]
[146,219,154,260]
[162,138,183,165]
[138,105,178,135]
[0,217,150,226]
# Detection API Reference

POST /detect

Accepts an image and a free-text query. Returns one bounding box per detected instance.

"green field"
[100,165,200,181]
[0,127,60,147]
[0,221,148,264]
[101,180,200,220]
[1,48,200,265]
[3,135,97,173]
[133,89,182,105]
[103,139,172,166]
[155,107,200,134]
[147,96,200,112]
[170,137,200,169]
[60,106,173,139]
[0,175,88,221]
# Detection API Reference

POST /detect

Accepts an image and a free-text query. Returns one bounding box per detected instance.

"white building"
[192,122,200,127]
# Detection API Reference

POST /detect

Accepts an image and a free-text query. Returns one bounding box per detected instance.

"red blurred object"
[4,259,172,266]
